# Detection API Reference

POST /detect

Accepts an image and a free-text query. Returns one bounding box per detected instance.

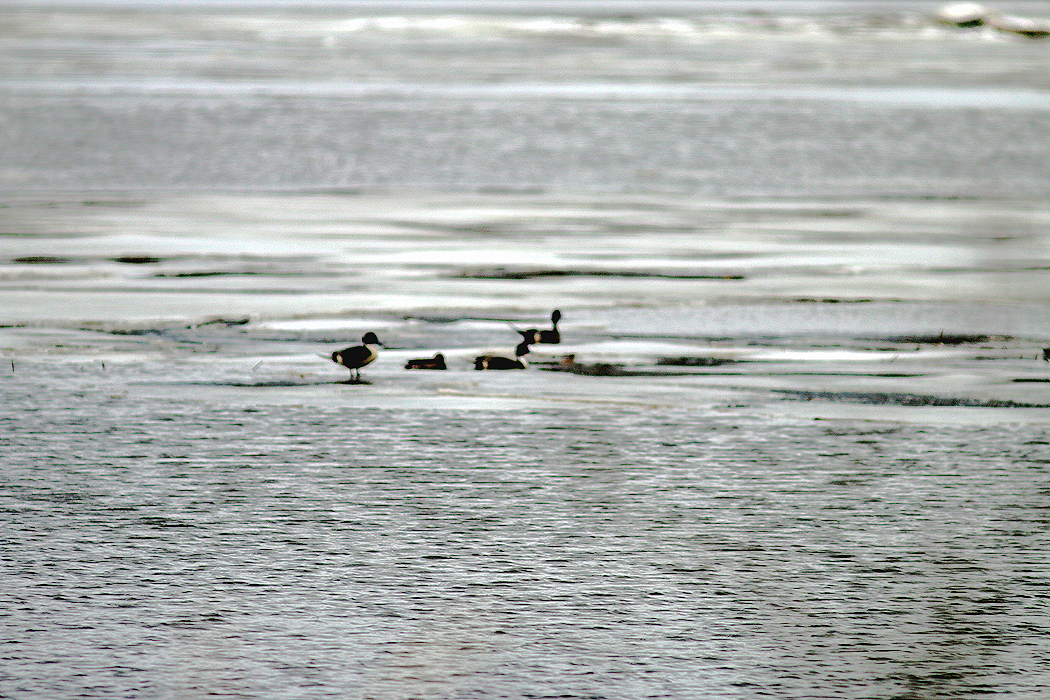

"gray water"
[5,365,1050,699]
[3,2,1050,698]
[3,2,1050,196]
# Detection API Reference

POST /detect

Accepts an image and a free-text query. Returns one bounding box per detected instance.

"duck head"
[518,328,541,343]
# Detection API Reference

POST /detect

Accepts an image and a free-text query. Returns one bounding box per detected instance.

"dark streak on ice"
[458,268,746,280]
[777,389,1050,408]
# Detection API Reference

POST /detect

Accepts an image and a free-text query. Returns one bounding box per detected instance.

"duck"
[516,309,562,345]
[405,353,447,370]
[551,353,624,376]
[475,340,531,370]
[331,332,382,382]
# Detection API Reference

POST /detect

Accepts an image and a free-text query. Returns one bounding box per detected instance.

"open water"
[2,2,1050,698]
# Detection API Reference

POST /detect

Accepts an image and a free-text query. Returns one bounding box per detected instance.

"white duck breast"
[332,332,382,381]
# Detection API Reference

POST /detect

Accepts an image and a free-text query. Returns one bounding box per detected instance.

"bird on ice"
[515,309,562,345]
[331,332,382,382]
[474,340,531,370]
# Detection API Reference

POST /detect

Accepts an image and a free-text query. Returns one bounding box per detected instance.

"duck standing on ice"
[331,332,382,382]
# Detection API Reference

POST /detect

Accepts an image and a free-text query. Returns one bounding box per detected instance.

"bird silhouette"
[475,340,531,370]
[405,353,447,370]
[331,332,382,382]
[516,309,562,345]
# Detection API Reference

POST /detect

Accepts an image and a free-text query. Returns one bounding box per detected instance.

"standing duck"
[331,332,382,382]
[475,340,531,370]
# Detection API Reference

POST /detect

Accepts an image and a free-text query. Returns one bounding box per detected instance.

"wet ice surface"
[2,192,1049,413]
[4,3,1050,699]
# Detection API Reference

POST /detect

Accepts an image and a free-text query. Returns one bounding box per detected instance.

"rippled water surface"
[5,366,1050,699]
[3,1,1050,698]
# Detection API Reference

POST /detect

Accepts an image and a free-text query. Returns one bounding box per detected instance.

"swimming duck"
[552,353,624,376]
[517,309,562,344]
[475,340,531,370]
[405,353,447,370]
[331,332,382,382]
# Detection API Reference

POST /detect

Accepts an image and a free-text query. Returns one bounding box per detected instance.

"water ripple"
[3,379,1049,698]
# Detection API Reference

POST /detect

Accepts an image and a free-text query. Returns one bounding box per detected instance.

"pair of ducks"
[329,310,561,380]
[475,309,562,370]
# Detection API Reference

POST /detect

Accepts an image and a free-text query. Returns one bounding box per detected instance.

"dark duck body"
[331,332,381,381]
[475,341,531,370]
[518,309,561,345]
[405,353,447,370]
[554,353,624,376]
